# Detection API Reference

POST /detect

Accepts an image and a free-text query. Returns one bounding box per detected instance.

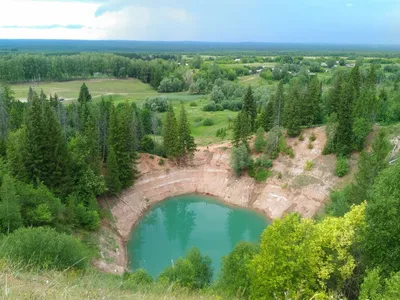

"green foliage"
[254,127,266,153]
[335,157,349,177]
[218,241,259,297]
[77,83,92,104]
[360,269,400,300]
[362,160,400,275]
[215,128,227,139]
[0,175,22,233]
[163,104,179,159]
[158,247,213,290]
[242,86,257,131]
[158,76,183,93]
[123,269,153,288]
[177,104,196,160]
[140,135,156,153]
[201,118,214,126]
[189,101,197,107]
[144,96,169,112]
[285,80,302,137]
[304,160,314,171]
[105,146,121,195]
[1,227,88,270]
[230,144,251,176]
[232,111,251,147]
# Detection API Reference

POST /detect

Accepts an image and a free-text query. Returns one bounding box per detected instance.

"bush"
[218,241,259,297]
[231,145,251,176]
[202,118,214,126]
[216,128,227,139]
[202,102,217,112]
[1,227,89,270]
[123,269,153,288]
[158,247,213,289]
[310,132,317,142]
[158,158,165,166]
[335,157,349,177]
[189,102,198,107]
[215,104,224,111]
[299,133,305,141]
[158,76,184,93]
[143,96,169,112]
[254,169,272,182]
[308,142,313,149]
[255,155,273,168]
[304,160,314,171]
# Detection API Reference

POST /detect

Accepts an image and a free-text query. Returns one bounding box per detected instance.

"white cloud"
[0,0,194,40]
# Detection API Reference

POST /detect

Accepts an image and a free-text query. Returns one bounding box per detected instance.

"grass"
[0,260,220,300]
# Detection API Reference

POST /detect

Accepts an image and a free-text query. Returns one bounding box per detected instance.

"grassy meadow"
[11,78,238,146]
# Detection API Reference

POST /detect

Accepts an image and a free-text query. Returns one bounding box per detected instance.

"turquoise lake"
[127,194,269,278]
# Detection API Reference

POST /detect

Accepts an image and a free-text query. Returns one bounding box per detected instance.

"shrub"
[335,157,349,177]
[216,128,227,139]
[308,142,314,149]
[255,155,273,168]
[143,96,168,112]
[304,160,314,171]
[299,133,305,141]
[218,241,259,297]
[189,102,198,107]
[158,247,213,289]
[254,169,272,182]
[123,269,153,288]
[215,104,224,111]
[158,158,165,166]
[202,118,214,126]
[202,102,217,112]
[194,116,203,123]
[231,145,251,176]
[1,227,89,270]
[310,132,317,142]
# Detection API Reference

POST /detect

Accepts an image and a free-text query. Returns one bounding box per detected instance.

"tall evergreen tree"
[25,92,71,195]
[163,104,179,159]
[105,145,122,196]
[78,83,92,105]
[274,81,285,127]
[177,104,196,161]
[233,111,251,148]
[303,76,322,126]
[141,108,153,135]
[325,72,345,116]
[285,80,302,137]
[242,86,257,131]
[0,175,23,233]
[334,70,357,156]
[259,98,274,132]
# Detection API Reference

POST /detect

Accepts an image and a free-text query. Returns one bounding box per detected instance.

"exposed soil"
[95,126,350,274]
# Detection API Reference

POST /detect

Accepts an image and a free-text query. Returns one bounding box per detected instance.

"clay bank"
[97,127,345,273]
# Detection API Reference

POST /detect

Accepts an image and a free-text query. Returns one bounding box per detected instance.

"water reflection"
[128,194,269,278]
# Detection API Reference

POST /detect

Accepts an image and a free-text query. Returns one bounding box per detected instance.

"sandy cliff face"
[98,126,345,273]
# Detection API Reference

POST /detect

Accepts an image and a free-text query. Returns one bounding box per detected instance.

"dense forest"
[0,47,399,299]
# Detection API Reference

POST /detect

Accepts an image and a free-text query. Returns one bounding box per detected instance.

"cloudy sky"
[0,0,399,43]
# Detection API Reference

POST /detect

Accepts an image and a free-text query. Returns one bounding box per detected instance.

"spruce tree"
[285,80,302,137]
[25,91,71,195]
[105,146,122,196]
[141,108,153,135]
[325,72,345,116]
[78,83,92,105]
[0,175,23,233]
[233,111,251,148]
[303,76,322,126]
[242,86,257,131]
[163,104,179,159]
[334,73,355,157]
[274,81,285,127]
[254,127,266,153]
[260,98,274,132]
[84,113,101,175]
[178,104,196,161]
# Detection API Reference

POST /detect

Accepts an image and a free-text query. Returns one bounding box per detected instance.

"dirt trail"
[97,126,346,274]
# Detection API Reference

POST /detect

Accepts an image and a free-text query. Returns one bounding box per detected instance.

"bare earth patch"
[97,126,347,273]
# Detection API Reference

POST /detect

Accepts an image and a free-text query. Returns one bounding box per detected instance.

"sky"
[0,0,399,44]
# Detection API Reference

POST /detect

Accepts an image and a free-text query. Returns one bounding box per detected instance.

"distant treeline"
[2,39,400,57]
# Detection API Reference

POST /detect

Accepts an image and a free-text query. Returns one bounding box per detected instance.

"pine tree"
[334,72,356,157]
[163,104,179,159]
[260,98,274,132]
[325,72,345,116]
[0,175,23,233]
[242,86,257,131]
[84,113,101,175]
[233,111,251,148]
[141,108,153,135]
[285,80,302,137]
[274,81,285,127]
[178,104,196,161]
[303,76,322,126]
[25,91,71,195]
[105,145,121,195]
[78,83,92,105]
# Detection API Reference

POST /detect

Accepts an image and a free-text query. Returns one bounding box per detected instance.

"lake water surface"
[127,194,269,278]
